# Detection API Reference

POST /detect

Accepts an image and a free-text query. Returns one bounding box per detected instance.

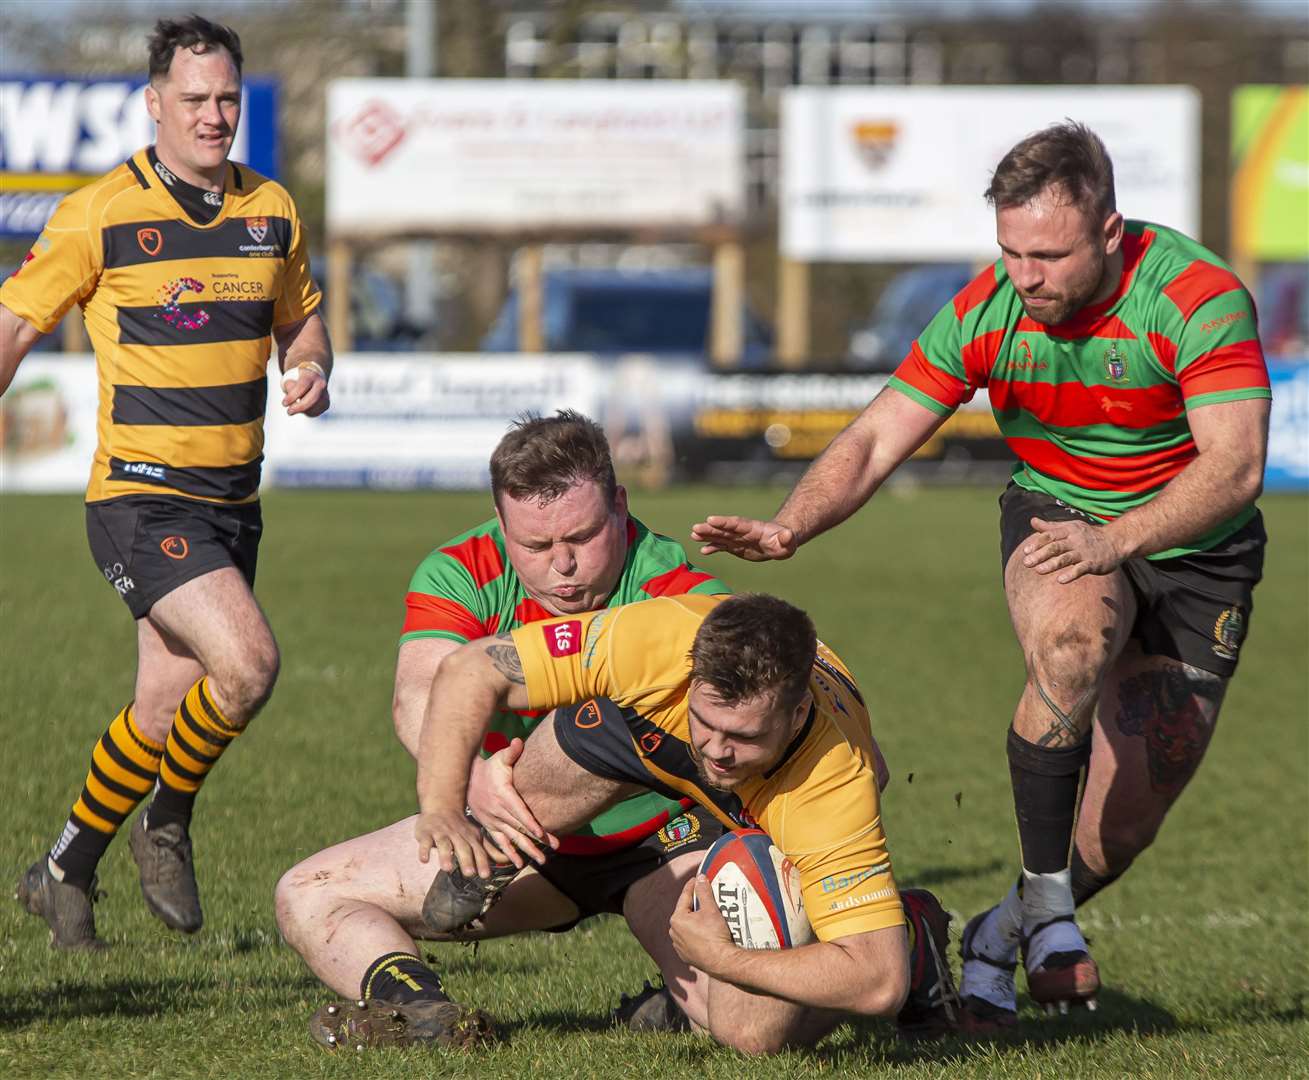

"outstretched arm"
[692,386,948,561]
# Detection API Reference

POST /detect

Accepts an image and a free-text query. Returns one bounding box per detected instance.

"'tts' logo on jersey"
[137,228,163,256]
[544,620,582,657]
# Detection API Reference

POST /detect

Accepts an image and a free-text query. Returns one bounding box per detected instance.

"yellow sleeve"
[511,595,711,714]
[764,738,903,942]
[273,199,322,327]
[0,194,101,333]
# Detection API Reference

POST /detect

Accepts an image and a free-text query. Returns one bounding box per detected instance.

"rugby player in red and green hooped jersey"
[694,122,1269,1027]
[276,411,731,1040]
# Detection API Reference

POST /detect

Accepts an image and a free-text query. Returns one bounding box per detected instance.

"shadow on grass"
[906,857,1009,890]
[0,976,207,1028]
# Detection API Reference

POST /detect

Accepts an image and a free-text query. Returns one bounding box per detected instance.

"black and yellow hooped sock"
[361,952,449,1006]
[50,705,163,890]
[147,677,240,830]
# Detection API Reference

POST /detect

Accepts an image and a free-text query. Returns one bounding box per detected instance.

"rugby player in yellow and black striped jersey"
[386,593,961,1052]
[2,15,333,949]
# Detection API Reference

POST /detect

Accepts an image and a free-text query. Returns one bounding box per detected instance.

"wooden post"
[711,237,744,368]
[60,310,88,353]
[776,256,809,369]
[327,237,352,352]
[517,244,544,353]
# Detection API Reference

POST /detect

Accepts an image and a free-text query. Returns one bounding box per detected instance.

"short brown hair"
[690,595,817,714]
[148,14,244,82]
[489,410,617,509]
[985,121,1115,225]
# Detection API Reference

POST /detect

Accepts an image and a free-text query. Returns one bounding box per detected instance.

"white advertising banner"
[0,356,98,492]
[781,86,1200,262]
[326,79,745,234]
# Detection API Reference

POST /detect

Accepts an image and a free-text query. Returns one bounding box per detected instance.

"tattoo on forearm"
[485,638,525,685]
[1115,664,1224,795]
[1033,677,1097,748]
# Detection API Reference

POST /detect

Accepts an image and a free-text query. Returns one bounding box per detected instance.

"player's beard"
[689,743,738,792]
[1019,248,1110,326]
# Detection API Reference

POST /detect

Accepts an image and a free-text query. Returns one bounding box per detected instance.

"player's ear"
[144,84,162,124]
[613,484,628,519]
[1101,211,1124,256]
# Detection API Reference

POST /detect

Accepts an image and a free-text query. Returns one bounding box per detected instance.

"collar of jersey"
[134,146,238,230]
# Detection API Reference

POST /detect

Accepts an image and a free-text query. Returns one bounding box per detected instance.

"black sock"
[1071,846,1124,907]
[361,952,449,1005]
[1007,728,1090,874]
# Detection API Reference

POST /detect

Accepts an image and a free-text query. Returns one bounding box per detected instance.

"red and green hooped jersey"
[889,221,1271,558]
[402,515,729,851]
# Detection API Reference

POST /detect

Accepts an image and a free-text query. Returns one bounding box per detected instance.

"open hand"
[690,515,797,562]
[1022,516,1125,583]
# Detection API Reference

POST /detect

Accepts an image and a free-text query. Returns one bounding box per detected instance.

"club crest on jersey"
[1104,343,1130,383]
[1212,607,1246,660]
[544,619,582,657]
[246,217,269,243]
[658,813,701,850]
[137,228,163,256]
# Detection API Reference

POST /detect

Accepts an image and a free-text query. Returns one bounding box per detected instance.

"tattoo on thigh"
[485,635,525,685]
[1115,665,1225,795]
[1033,677,1097,748]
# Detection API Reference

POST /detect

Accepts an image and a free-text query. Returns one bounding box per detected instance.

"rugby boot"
[894,888,961,1040]
[1023,914,1100,1014]
[421,858,522,934]
[611,980,691,1033]
[309,997,495,1051]
[129,814,203,933]
[15,858,108,950]
[958,905,1019,1033]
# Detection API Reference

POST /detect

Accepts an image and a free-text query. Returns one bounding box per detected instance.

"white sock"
[1020,867,1075,935]
[972,882,1022,961]
[1021,867,1087,971]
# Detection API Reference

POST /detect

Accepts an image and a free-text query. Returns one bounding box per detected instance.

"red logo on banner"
[544,620,582,657]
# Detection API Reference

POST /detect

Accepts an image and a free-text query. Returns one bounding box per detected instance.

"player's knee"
[1098,821,1157,872]
[214,640,280,723]
[1028,629,1105,700]
[712,1017,791,1057]
[273,866,309,945]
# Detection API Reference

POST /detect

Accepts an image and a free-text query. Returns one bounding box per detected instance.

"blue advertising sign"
[0,76,278,237]
[1266,361,1308,491]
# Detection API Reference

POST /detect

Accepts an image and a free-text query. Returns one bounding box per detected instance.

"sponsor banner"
[0,77,279,238]
[1267,361,1309,491]
[326,79,745,234]
[0,356,99,492]
[1231,86,1309,261]
[10,355,1300,493]
[781,86,1199,261]
[683,370,1002,470]
[262,354,601,489]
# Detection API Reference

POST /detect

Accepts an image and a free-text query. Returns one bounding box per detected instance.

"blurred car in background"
[480,266,774,365]
[310,257,429,352]
[847,263,974,370]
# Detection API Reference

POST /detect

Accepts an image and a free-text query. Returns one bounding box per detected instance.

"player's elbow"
[849,957,909,1017]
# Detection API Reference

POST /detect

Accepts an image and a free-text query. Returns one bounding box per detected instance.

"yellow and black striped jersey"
[513,594,904,943]
[1,146,321,504]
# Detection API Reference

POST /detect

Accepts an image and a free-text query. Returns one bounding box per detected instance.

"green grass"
[1,487,1306,1078]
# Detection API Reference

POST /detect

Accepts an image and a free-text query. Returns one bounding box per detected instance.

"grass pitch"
[1,486,1305,1079]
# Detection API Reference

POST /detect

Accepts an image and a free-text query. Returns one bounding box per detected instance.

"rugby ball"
[695,828,814,949]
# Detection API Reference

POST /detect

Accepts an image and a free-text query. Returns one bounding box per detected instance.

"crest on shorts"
[1104,343,1129,383]
[160,535,189,560]
[137,227,163,256]
[1212,607,1246,660]
[657,813,701,850]
[246,216,268,243]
